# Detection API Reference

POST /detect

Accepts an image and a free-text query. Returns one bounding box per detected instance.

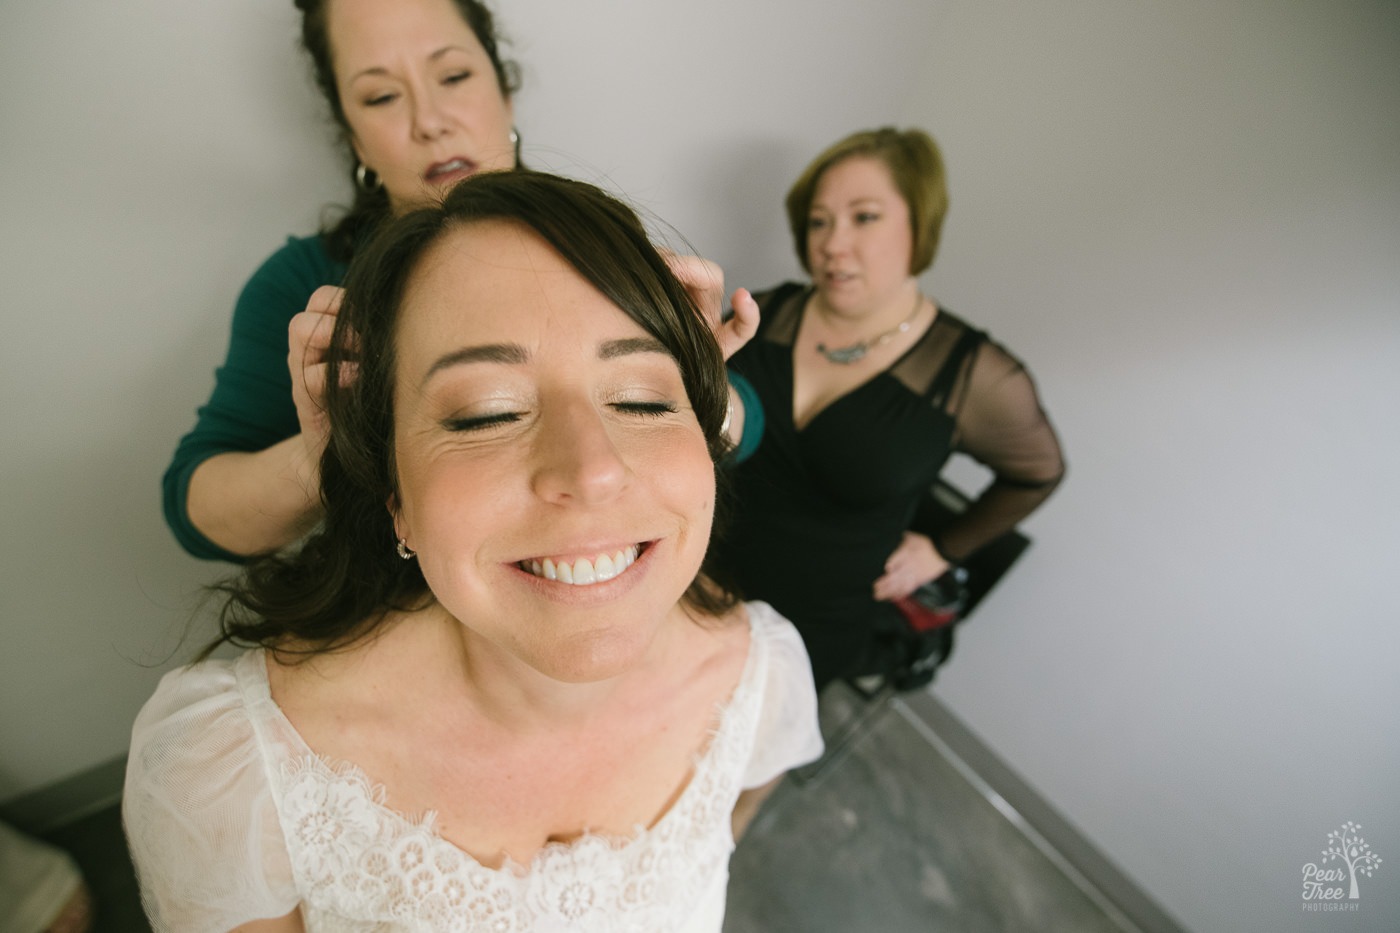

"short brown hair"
[785,127,948,276]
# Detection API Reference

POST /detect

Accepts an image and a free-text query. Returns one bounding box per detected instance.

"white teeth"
[523,545,640,587]
[594,553,615,581]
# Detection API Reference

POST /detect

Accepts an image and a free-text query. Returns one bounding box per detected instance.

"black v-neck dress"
[714,284,1065,689]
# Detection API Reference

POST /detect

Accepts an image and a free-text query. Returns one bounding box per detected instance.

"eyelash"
[362,72,471,107]
[444,402,678,433]
[614,401,678,417]
[445,412,520,432]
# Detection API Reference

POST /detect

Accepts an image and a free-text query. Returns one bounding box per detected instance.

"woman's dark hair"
[785,127,948,277]
[204,171,737,660]
[292,0,522,262]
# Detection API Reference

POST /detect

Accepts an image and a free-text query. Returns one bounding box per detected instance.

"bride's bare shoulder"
[264,610,417,706]
[677,599,753,685]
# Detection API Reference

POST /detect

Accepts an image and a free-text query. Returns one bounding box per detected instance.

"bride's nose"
[529,400,630,505]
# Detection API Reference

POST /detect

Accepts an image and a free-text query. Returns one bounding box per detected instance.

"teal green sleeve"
[727,369,764,465]
[161,236,348,561]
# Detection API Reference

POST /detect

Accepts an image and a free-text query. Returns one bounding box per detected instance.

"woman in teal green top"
[164,0,760,562]
[163,0,522,560]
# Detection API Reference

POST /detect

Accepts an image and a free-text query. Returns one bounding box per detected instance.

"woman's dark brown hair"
[292,0,522,261]
[204,171,736,659]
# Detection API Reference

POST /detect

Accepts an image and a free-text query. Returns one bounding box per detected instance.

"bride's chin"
[527,616,677,685]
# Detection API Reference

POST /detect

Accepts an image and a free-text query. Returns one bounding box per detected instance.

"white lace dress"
[123,602,822,933]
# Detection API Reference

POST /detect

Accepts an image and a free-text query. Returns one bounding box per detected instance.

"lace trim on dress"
[260,617,766,931]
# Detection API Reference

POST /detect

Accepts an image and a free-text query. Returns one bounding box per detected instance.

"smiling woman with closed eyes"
[125,171,822,933]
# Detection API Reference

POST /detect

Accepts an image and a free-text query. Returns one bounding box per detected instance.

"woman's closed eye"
[443,70,472,86]
[613,400,679,417]
[442,400,677,433]
[444,411,521,432]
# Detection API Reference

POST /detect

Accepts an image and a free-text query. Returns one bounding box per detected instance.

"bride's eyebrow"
[421,343,528,387]
[598,337,670,360]
[420,336,672,387]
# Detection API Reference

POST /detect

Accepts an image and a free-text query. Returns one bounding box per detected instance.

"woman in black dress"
[718,127,1066,691]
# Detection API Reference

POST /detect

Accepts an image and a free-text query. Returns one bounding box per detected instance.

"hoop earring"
[396,538,416,560]
[355,163,382,192]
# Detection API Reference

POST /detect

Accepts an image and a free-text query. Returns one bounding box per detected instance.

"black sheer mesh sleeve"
[932,340,1065,562]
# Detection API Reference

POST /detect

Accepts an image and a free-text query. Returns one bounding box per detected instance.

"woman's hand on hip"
[873,531,950,601]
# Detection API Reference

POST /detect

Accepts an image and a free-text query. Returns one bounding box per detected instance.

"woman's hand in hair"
[183,290,355,557]
[662,252,759,361]
[717,287,760,361]
[287,286,357,490]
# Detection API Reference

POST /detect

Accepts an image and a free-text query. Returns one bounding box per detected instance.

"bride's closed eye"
[612,401,679,417]
[443,412,521,432]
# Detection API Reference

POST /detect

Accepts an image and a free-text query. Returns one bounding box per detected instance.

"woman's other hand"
[662,252,759,360]
[873,531,950,601]
[720,287,760,360]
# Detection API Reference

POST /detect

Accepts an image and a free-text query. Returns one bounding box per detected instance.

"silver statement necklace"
[815,292,926,364]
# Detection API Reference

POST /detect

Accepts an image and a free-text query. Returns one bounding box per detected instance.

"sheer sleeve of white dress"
[123,658,299,933]
[742,602,824,788]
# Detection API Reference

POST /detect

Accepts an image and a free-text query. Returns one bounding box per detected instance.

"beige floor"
[723,682,1134,933]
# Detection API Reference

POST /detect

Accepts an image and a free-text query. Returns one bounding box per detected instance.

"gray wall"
[2,2,1397,931]
[904,4,1400,931]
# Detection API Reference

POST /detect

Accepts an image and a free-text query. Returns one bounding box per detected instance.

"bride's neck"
[437,606,689,734]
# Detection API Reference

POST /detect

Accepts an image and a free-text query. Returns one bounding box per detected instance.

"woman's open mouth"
[517,543,646,587]
[425,157,477,183]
